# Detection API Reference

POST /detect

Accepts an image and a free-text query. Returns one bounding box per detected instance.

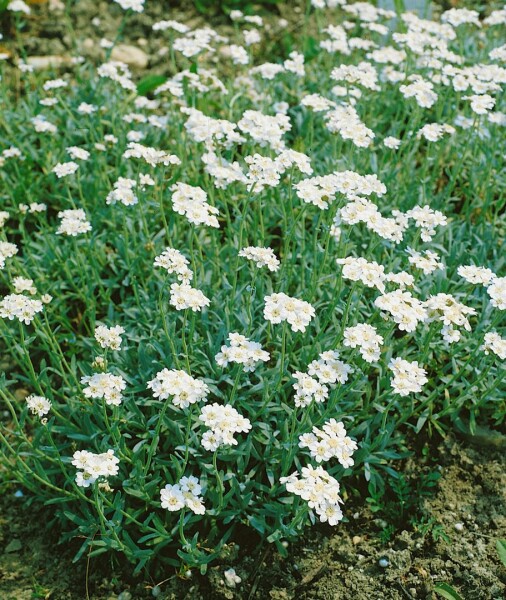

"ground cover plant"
[0,0,505,582]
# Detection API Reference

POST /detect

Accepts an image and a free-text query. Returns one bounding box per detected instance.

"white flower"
[375,290,428,332]
[170,182,220,228]
[57,209,91,236]
[160,478,206,514]
[169,283,210,312]
[239,247,280,272]
[66,146,90,161]
[0,241,18,270]
[52,162,79,178]
[487,277,506,310]
[0,294,43,324]
[389,358,428,396]
[94,324,125,350]
[26,395,52,418]
[77,102,97,115]
[72,449,119,488]
[154,248,193,283]
[280,465,345,526]
[466,94,496,115]
[299,418,357,467]
[81,372,126,406]
[8,0,31,14]
[384,136,401,149]
[13,277,37,295]
[264,293,315,332]
[407,248,445,274]
[215,333,270,372]
[147,369,209,409]
[344,324,383,363]
[31,116,57,134]
[199,403,252,450]
[113,0,145,12]
[481,332,506,360]
[106,178,138,207]
[160,484,185,511]
[123,142,180,168]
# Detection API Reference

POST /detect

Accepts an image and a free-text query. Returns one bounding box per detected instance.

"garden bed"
[1,435,505,599]
[1,0,505,599]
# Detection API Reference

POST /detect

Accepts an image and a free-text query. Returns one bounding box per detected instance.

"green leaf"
[137,75,168,96]
[434,583,464,600]
[496,540,506,567]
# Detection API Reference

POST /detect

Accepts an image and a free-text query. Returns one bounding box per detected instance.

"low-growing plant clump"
[0,0,505,578]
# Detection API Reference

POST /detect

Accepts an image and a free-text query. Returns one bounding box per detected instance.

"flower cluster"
[0,294,44,324]
[481,332,506,360]
[405,206,447,242]
[199,403,252,451]
[160,476,206,514]
[154,248,193,283]
[389,358,428,396]
[325,104,375,148]
[293,351,352,407]
[239,246,280,272]
[486,277,506,311]
[424,294,476,343]
[337,257,386,292]
[123,142,180,167]
[171,182,220,228]
[280,465,344,525]
[215,333,269,372]
[407,248,445,274]
[299,419,357,467]
[26,394,52,418]
[458,266,506,310]
[264,293,315,332]
[72,449,120,488]
[0,241,18,269]
[13,277,37,295]
[94,324,125,350]
[52,161,79,178]
[375,290,428,332]
[147,369,209,408]
[81,372,126,406]
[169,282,210,312]
[343,324,383,363]
[106,177,138,206]
[237,110,291,150]
[400,76,438,108]
[56,209,92,236]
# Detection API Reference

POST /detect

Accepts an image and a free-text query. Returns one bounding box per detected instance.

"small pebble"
[352,536,362,545]
[117,592,132,600]
[152,586,161,598]
[378,558,389,568]
[454,522,465,532]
